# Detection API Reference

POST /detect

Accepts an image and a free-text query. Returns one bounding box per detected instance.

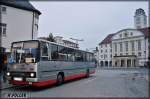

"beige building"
[0,0,41,50]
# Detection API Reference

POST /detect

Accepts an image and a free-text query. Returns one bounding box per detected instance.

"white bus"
[6,39,96,87]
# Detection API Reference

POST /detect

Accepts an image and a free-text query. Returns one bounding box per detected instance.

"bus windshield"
[10,41,40,63]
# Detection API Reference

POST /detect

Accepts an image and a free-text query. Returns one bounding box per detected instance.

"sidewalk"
[0,82,13,90]
[0,76,13,90]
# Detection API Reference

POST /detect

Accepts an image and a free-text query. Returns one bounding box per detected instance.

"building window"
[101,45,103,48]
[130,32,133,36]
[138,40,141,51]
[137,26,141,29]
[120,42,123,52]
[119,34,122,38]
[120,53,123,56]
[105,55,107,58]
[105,44,107,47]
[101,50,103,53]
[126,53,128,55]
[125,41,128,52]
[34,24,38,30]
[104,54,107,59]
[110,54,112,58]
[110,44,112,48]
[115,43,117,52]
[124,32,128,37]
[105,49,107,53]
[138,52,141,56]
[132,52,135,55]
[136,17,140,22]
[101,55,103,58]
[115,53,117,56]
[110,49,112,52]
[1,6,7,14]
[131,41,135,51]
[0,23,7,37]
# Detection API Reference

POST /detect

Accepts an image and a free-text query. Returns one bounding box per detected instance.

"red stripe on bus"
[64,73,87,81]
[10,80,29,85]
[32,80,57,87]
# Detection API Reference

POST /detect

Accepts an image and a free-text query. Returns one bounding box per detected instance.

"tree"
[47,33,55,42]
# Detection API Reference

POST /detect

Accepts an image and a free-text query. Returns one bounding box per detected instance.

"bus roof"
[12,39,94,54]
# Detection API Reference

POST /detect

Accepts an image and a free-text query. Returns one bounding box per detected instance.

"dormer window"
[124,32,128,37]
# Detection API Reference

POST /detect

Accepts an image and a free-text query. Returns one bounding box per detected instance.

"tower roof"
[135,8,146,16]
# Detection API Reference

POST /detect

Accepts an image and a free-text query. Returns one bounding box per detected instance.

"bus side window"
[67,48,75,62]
[48,44,51,60]
[51,44,58,61]
[41,42,49,61]
[75,51,83,62]
[86,53,90,62]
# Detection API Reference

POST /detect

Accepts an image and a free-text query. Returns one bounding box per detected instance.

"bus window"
[67,48,75,62]
[51,44,58,61]
[41,42,49,61]
[58,46,68,61]
[75,51,83,62]
[86,53,91,62]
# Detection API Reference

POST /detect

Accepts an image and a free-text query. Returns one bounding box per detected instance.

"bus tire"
[86,69,89,78]
[57,73,64,85]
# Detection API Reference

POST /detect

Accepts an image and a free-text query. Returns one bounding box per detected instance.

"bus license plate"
[14,77,23,81]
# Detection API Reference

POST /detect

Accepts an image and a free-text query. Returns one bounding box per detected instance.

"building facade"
[98,8,149,68]
[112,28,149,67]
[98,34,115,67]
[0,0,41,50]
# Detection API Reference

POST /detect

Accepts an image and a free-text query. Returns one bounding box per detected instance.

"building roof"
[138,27,150,37]
[0,0,41,15]
[99,33,116,45]
[99,27,150,45]
[135,8,146,16]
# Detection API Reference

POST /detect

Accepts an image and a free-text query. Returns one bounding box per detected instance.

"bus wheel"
[57,74,63,85]
[86,69,89,78]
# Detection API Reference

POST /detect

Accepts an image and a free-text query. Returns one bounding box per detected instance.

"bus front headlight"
[7,72,10,76]
[30,73,34,77]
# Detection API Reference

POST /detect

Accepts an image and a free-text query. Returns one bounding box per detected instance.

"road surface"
[1,68,149,98]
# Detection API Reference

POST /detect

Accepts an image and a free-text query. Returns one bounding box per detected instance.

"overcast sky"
[30,1,148,51]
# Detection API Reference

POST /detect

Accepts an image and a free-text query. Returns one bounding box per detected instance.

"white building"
[112,28,149,67]
[54,36,79,49]
[98,34,115,67]
[98,8,149,68]
[0,0,41,50]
